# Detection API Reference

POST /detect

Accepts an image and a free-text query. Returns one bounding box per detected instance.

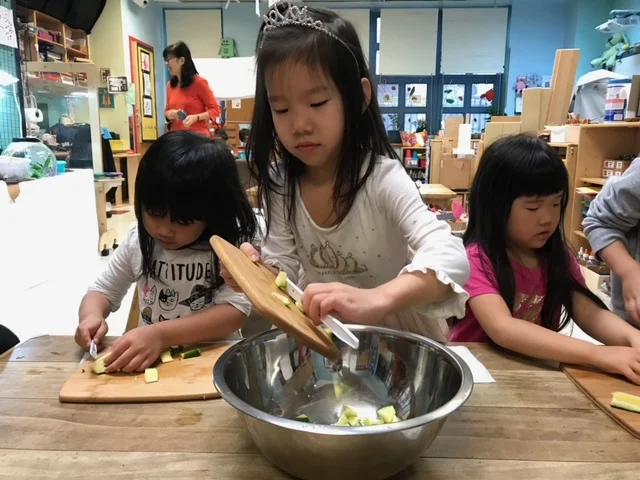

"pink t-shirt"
[450,244,585,342]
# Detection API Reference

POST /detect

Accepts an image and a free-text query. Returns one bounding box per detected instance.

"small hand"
[75,315,108,350]
[595,346,640,385]
[104,326,163,374]
[622,267,640,325]
[220,242,264,293]
[166,109,179,120]
[301,282,389,326]
[183,115,199,128]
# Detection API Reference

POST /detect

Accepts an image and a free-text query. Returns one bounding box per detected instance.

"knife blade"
[89,340,98,360]
[284,279,360,349]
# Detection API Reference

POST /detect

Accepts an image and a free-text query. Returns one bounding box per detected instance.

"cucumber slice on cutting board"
[144,368,159,384]
[91,353,111,375]
[160,350,174,363]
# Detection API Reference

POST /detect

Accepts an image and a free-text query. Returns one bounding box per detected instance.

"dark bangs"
[135,131,257,282]
[501,139,569,207]
[248,4,397,235]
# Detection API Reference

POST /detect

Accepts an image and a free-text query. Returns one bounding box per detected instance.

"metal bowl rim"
[213,324,474,436]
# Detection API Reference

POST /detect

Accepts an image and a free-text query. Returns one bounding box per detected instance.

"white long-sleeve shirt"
[89,226,251,339]
[261,157,470,342]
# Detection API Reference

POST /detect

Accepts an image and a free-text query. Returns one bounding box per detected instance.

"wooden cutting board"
[563,365,640,439]
[210,236,340,360]
[59,343,233,404]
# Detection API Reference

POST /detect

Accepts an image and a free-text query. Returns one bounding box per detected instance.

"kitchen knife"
[89,339,98,360]
[284,279,360,349]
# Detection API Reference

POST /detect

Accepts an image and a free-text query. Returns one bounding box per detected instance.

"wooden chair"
[125,289,140,333]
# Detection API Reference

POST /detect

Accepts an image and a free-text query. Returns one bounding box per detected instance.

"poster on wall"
[107,76,128,93]
[0,6,18,49]
[100,68,110,84]
[137,43,158,140]
[98,88,114,109]
[143,72,152,97]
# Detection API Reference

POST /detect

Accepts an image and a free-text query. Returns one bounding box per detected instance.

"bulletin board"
[137,43,158,141]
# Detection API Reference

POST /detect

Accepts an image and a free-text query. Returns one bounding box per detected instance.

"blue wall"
[221,4,263,57]
[574,0,614,78]
[0,0,22,150]
[506,0,575,115]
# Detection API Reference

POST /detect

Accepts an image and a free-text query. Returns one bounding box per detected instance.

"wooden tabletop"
[1,336,639,479]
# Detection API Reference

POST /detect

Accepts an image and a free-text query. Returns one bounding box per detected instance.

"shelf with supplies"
[568,123,640,252]
[15,7,91,63]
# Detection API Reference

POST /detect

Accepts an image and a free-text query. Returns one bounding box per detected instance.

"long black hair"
[247,3,398,235]
[163,41,198,88]
[464,133,606,331]
[135,131,256,287]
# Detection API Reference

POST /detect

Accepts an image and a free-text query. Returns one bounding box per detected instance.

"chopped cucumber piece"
[275,271,288,289]
[363,418,384,426]
[294,414,310,422]
[181,348,202,359]
[377,405,397,424]
[611,391,640,413]
[170,345,184,356]
[295,301,305,313]
[333,414,350,426]
[334,382,346,399]
[144,368,159,383]
[341,405,358,418]
[91,353,111,375]
[271,292,292,307]
[160,350,174,364]
[347,417,361,427]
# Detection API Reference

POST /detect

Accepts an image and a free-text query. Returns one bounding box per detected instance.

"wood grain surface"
[1,336,639,479]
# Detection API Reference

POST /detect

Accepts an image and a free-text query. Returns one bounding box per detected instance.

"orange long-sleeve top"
[165,74,220,136]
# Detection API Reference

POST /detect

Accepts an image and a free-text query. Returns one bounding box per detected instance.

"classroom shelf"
[579,177,608,186]
[574,230,587,240]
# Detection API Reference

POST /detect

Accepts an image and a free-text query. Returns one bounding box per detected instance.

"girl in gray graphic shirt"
[74,131,257,373]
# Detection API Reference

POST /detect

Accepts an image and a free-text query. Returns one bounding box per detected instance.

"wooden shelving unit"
[16,7,91,63]
[569,122,640,251]
[546,142,578,241]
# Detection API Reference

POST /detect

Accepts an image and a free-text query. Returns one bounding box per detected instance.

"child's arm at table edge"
[468,294,605,367]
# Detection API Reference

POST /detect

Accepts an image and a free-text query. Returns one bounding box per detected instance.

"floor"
[1,205,599,346]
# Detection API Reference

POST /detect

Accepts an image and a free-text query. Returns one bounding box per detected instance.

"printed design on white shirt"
[142,284,157,305]
[158,314,179,322]
[179,284,215,311]
[159,288,178,311]
[308,241,368,276]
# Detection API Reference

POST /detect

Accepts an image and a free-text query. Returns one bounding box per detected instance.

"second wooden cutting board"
[59,342,234,404]
[563,365,640,439]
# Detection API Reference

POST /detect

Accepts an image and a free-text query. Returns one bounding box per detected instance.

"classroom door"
[128,36,159,154]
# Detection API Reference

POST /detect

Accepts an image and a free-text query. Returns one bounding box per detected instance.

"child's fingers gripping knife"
[74,315,107,350]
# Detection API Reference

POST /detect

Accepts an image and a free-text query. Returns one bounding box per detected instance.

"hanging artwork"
[0,5,17,49]
[98,88,114,109]
[136,42,158,141]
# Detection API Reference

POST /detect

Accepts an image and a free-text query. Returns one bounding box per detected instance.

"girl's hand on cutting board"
[75,315,108,350]
[220,242,276,292]
[594,346,640,385]
[302,282,388,326]
[105,326,164,374]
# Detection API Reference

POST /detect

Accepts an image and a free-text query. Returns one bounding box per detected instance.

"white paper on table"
[0,6,17,49]
[449,346,495,384]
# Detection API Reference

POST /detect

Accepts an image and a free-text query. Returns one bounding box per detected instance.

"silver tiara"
[260,2,339,48]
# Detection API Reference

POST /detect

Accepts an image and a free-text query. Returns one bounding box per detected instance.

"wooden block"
[546,49,580,126]
[430,139,442,184]
[502,122,522,135]
[521,88,552,133]
[491,116,520,123]
[444,117,463,139]
[484,122,504,146]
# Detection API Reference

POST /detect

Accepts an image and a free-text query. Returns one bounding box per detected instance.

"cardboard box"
[440,155,473,190]
[444,117,464,138]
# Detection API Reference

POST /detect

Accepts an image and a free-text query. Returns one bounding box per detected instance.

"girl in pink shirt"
[451,134,640,385]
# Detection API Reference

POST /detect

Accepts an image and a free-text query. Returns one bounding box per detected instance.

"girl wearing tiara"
[221,3,469,341]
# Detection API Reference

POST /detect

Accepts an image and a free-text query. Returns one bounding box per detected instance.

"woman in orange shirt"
[163,41,220,137]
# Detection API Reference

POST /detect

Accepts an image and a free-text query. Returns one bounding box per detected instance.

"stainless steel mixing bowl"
[213,325,473,480]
